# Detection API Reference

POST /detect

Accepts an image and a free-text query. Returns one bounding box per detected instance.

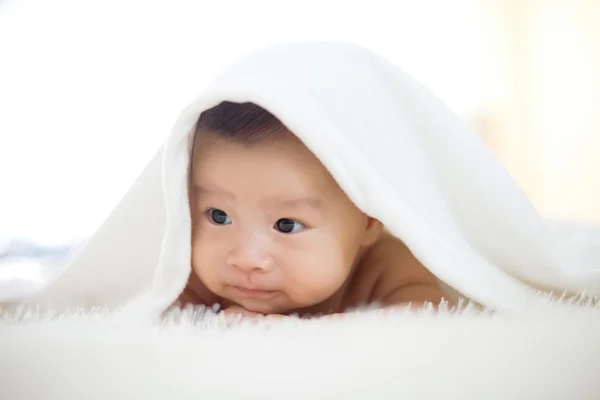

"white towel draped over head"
[10,42,600,316]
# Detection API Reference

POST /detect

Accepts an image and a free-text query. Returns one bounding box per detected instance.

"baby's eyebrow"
[274,196,324,211]
[193,183,324,211]
[193,184,234,198]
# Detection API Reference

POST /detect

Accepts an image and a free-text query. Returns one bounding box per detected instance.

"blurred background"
[1,0,599,290]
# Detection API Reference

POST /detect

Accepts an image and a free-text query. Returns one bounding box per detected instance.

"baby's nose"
[227,233,273,272]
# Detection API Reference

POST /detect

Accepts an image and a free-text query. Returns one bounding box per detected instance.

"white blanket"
[7,41,600,315]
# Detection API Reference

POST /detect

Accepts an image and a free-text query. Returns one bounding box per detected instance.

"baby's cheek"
[192,243,222,286]
[286,253,349,297]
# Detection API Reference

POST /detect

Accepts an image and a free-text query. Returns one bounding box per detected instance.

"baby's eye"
[207,208,231,225]
[274,218,305,234]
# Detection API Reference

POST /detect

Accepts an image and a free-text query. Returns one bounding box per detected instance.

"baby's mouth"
[233,286,278,299]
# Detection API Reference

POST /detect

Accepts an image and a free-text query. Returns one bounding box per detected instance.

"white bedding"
[1,301,600,399]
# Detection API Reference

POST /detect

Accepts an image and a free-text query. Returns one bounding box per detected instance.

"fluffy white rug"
[1,300,600,399]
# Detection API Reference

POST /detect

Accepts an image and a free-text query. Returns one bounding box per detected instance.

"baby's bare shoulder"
[352,232,444,307]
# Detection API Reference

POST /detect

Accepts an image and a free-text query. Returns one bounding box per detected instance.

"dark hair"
[188,101,287,210]
[194,101,285,144]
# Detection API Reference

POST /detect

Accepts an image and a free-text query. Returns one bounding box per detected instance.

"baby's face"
[189,131,377,314]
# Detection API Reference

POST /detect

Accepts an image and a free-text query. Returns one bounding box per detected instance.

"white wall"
[480,0,600,223]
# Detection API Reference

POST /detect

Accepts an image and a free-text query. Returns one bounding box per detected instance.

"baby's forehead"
[194,129,329,174]
[192,138,344,204]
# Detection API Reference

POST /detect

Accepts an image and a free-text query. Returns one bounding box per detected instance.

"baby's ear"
[362,217,384,247]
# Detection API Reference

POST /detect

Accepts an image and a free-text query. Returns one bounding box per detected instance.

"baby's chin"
[224,293,313,316]
[233,298,296,315]
[218,286,332,316]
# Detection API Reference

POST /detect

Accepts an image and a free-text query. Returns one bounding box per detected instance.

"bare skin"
[180,231,446,320]
[178,128,448,320]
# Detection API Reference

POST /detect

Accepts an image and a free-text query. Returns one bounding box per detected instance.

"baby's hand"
[222,305,288,326]
[223,305,264,319]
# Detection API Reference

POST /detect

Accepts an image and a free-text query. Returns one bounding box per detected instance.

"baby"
[178,101,448,318]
